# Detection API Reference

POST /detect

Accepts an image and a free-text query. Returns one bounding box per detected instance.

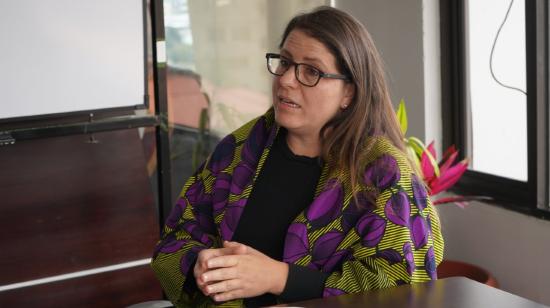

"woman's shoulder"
[363,136,412,172]
[205,109,276,174]
[226,108,276,143]
[358,136,420,193]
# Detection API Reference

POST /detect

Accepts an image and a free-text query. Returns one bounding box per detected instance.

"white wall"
[336,0,428,142]
[336,0,550,306]
[439,202,550,305]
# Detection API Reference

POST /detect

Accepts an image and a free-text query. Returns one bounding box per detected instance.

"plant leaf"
[439,150,459,174]
[406,145,421,170]
[407,136,426,157]
[421,149,436,181]
[396,99,408,136]
[430,159,468,195]
[426,141,437,160]
[408,137,439,177]
[441,145,457,162]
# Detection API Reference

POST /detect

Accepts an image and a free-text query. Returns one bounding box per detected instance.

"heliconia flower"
[418,142,469,197]
[420,142,437,182]
[429,158,468,195]
[396,100,481,206]
[439,145,458,173]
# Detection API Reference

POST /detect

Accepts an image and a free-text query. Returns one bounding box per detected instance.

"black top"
[231,129,330,307]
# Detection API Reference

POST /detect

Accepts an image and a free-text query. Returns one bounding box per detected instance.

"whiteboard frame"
[0,0,149,127]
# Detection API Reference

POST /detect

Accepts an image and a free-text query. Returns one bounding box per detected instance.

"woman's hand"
[200,241,289,302]
[193,243,247,294]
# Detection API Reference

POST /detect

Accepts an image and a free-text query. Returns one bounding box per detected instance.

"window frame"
[440,0,550,219]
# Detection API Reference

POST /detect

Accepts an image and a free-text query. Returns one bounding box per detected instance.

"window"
[162,0,329,204]
[441,0,549,216]
[466,0,527,181]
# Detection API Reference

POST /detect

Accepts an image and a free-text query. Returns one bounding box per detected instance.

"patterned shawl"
[151,109,444,307]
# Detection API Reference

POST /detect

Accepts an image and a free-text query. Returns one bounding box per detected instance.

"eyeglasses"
[265,53,350,87]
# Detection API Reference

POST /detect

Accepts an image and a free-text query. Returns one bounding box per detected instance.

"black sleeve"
[278,264,331,303]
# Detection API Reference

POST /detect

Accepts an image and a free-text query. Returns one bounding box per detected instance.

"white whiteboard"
[0,0,146,120]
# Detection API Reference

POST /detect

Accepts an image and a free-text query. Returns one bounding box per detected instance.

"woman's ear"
[341,83,355,109]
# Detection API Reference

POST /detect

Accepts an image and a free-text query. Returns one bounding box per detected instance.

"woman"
[152,6,444,307]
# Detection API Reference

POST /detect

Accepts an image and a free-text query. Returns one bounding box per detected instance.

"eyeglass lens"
[268,57,319,86]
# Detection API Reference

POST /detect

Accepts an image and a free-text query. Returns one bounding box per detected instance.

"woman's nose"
[278,66,298,87]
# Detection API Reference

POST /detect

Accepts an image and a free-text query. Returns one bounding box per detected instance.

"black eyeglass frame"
[265,53,350,87]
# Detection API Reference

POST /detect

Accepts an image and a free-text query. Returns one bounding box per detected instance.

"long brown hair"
[279,6,406,199]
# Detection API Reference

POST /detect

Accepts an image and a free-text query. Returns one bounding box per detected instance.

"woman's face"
[272,29,353,139]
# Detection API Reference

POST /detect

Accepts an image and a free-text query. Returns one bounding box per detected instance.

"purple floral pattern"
[403,242,415,275]
[322,249,351,272]
[182,221,212,247]
[356,213,386,247]
[424,247,437,280]
[411,215,428,249]
[165,198,187,229]
[412,174,428,212]
[342,194,373,232]
[180,245,202,277]
[159,238,190,254]
[385,190,411,227]
[364,154,401,190]
[220,199,246,241]
[376,249,403,265]
[184,181,210,206]
[324,288,346,298]
[311,231,345,269]
[242,118,267,166]
[151,110,443,305]
[306,179,343,228]
[207,134,236,175]
[230,164,255,195]
[283,223,309,264]
[212,173,231,216]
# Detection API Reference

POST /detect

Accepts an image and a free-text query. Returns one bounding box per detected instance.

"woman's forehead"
[281,30,336,69]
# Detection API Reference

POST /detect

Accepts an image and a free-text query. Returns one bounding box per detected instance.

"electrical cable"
[489,0,527,95]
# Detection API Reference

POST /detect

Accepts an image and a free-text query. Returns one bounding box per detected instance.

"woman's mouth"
[278,97,301,109]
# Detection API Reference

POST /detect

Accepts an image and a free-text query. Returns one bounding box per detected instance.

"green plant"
[397,100,490,206]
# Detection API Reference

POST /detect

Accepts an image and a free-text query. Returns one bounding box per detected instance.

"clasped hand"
[193,241,289,302]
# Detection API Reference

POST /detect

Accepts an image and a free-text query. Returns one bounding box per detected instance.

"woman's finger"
[202,266,239,283]
[207,254,239,269]
[223,241,248,254]
[197,246,246,268]
[213,289,244,302]
[205,278,240,294]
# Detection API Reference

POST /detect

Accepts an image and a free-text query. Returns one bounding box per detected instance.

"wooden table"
[278,277,548,308]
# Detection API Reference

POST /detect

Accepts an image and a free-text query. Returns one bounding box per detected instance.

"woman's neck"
[285,130,321,158]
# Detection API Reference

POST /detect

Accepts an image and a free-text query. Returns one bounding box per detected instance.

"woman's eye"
[280,59,290,67]
[305,66,320,77]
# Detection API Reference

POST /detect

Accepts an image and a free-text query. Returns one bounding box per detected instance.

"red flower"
[420,142,468,196]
